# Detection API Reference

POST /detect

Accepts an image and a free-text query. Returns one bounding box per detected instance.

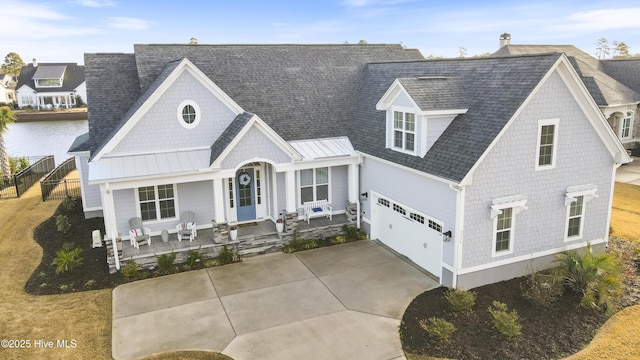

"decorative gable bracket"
[564,184,598,206]
[490,194,528,219]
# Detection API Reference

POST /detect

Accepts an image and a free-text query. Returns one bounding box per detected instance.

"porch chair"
[128,217,152,249]
[176,211,197,242]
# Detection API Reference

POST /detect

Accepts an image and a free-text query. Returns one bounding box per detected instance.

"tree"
[0,106,15,178]
[0,52,26,81]
[458,46,467,58]
[612,41,631,58]
[595,38,610,60]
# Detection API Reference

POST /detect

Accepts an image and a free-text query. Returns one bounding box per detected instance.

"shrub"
[419,317,456,342]
[444,288,477,313]
[186,248,204,269]
[156,253,176,274]
[488,301,522,337]
[552,243,622,314]
[357,231,367,240]
[302,239,318,250]
[121,259,140,278]
[331,235,346,245]
[51,248,83,274]
[60,196,77,214]
[56,215,71,234]
[217,245,241,265]
[342,225,359,241]
[520,269,562,307]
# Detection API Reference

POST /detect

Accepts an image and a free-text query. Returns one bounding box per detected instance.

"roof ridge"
[368,52,562,65]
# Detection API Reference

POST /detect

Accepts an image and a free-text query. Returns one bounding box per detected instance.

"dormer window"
[32,65,66,88]
[393,111,415,152]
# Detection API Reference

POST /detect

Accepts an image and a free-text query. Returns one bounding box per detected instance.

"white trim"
[297,166,331,207]
[134,183,180,224]
[619,111,633,141]
[535,118,559,171]
[458,238,606,275]
[360,153,461,187]
[176,99,201,129]
[389,108,417,155]
[93,58,244,160]
[420,109,469,116]
[564,184,598,242]
[565,195,585,241]
[490,195,528,258]
[450,183,465,288]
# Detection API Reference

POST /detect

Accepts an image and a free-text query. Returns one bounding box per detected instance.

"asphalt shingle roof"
[351,53,562,182]
[601,58,640,94]
[398,77,468,111]
[16,63,85,93]
[494,45,640,106]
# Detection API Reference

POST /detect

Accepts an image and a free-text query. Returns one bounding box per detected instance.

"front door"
[236,168,256,221]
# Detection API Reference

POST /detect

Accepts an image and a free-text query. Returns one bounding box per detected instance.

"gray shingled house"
[15,59,87,109]
[69,43,630,289]
[494,34,640,151]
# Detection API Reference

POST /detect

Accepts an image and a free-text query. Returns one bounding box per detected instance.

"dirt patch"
[401,237,640,360]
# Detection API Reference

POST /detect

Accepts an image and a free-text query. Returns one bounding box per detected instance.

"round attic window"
[177,100,201,129]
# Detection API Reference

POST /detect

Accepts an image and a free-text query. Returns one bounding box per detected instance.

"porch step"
[237,236,285,257]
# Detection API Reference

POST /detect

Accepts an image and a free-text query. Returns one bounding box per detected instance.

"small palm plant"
[553,243,622,314]
[0,106,15,179]
[51,248,83,274]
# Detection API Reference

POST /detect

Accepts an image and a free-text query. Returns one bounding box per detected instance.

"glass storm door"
[236,168,256,221]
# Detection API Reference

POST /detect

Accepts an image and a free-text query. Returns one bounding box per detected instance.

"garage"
[371,192,443,279]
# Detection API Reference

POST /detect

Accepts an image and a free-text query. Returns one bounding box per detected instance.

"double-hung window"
[536,119,559,170]
[621,112,633,140]
[299,167,329,205]
[565,185,598,241]
[393,111,415,152]
[490,195,528,257]
[138,184,177,221]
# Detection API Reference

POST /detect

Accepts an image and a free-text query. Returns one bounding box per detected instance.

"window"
[228,178,234,208]
[137,184,176,221]
[35,78,61,87]
[490,195,528,256]
[393,203,406,215]
[177,100,201,129]
[495,207,513,253]
[410,213,424,224]
[393,111,415,152]
[377,198,390,207]
[536,119,559,170]
[299,167,329,204]
[428,220,442,233]
[564,184,598,241]
[621,112,633,140]
[256,170,262,205]
[567,196,584,238]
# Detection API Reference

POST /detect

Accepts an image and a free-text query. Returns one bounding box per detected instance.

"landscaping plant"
[51,247,83,274]
[55,214,71,234]
[487,301,522,337]
[419,317,456,342]
[553,243,622,314]
[217,245,241,265]
[520,269,562,307]
[156,253,177,274]
[186,248,204,269]
[121,259,140,278]
[444,288,477,313]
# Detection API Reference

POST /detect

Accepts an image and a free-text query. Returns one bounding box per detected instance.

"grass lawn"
[610,182,640,241]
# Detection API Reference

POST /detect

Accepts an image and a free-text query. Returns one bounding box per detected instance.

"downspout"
[449,183,465,288]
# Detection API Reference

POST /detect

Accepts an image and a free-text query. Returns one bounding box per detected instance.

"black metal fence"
[1,156,55,199]
[40,157,80,201]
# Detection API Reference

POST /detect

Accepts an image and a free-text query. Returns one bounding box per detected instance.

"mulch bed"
[25,198,124,295]
[401,237,640,359]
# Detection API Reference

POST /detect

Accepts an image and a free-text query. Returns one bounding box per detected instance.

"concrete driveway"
[617,156,640,185]
[112,240,439,360]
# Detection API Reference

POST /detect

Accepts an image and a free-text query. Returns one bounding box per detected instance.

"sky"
[2,0,640,65]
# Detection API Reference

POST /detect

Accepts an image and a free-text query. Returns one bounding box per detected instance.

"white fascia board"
[375,80,421,111]
[359,152,461,187]
[210,114,303,170]
[93,58,245,161]
[68,150,90,156]
[420,109,468,116]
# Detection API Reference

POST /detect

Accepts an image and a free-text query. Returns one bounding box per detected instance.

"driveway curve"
[112,240,438,360]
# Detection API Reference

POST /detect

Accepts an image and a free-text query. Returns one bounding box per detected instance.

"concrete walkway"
[616,156,640,185]
[112,240,439,360]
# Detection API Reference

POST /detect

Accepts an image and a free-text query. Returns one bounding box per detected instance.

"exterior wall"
[276,172,286,215]
[393,91,415,108]
[426,117,453,149]
[114,189,137,237]
[330,165,348,211]
[74,82,87,105]
[360,156,457,266]
[16,85,35,108]
[222,126,291,169]
[176,180,214,226]
[112,71,237,154]
[461,70,614,281]
[77,155,102,210]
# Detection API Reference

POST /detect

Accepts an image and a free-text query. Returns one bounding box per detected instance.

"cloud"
[74,0,117,7]
[554,8,640,32]
[108,17,153,30]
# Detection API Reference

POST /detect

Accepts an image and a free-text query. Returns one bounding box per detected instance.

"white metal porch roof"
[288,137,357,160]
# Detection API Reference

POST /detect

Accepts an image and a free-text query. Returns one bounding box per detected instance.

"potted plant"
[276,218,284,233]
[229,224,238,241]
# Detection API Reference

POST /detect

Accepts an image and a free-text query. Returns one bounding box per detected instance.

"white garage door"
[371,193,443,278]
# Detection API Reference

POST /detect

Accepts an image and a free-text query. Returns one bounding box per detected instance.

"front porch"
[111,215,350,272]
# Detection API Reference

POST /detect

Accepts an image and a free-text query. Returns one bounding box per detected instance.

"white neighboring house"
[70,44,631,289]
[0,74,15,104]
[15,59,86,109]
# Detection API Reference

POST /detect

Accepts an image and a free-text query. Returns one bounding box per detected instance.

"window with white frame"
[621,112,633,140]
[490,195,528,256]
[176,100,201,129]
[299,167,329,204]
[565,185,598,241]
[536,119,559,170]
[137,184,176,221]
[393,111,415,152]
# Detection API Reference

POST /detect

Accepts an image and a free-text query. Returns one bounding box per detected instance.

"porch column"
[347,163,359,203]
[100,183,118,239]
[285,170,296,212]
[213,178,226,223]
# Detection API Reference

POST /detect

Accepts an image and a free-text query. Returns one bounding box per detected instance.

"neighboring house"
[0,74,15,104]
[69,44,630,289]
[15,59,86,109]
[494,33,640,150]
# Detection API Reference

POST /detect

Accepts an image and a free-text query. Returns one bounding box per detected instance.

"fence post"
[64,180,69,198]
[13,174,19,197]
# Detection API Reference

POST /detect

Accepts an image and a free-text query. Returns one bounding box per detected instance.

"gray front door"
[236,168,256,221]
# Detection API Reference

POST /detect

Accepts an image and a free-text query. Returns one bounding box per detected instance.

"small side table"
[161,230,169,243]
